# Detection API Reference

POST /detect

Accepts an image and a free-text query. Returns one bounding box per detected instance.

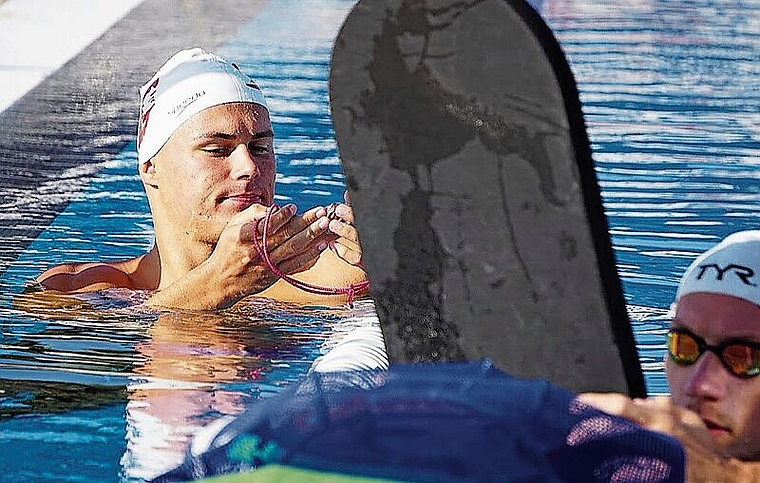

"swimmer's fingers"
[255,204,298,237]
[236,204,294,244]
[577,393,675,429]
[332,203,355,225]
[266,216,329,266]
[628,397,708,439]
[628,398,739,480]
[578,393,722,457]
[577,393,641,421]
[328,219,362,266]
[261,205,326,249]
[239,205,325,250]
[329,240,362,266]
[276,240,326,275]
[630,397,720,453]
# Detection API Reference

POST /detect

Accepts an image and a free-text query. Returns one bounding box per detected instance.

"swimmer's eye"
[201,146,233,157]
[199,142,271,158]
[248,142,272,155]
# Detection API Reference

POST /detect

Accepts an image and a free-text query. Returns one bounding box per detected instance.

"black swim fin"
[330,0,646,396]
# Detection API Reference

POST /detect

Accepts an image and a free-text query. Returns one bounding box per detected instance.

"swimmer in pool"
[582,231,760,481]
[35,48,367,310]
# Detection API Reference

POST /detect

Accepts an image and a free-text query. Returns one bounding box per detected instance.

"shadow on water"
[0,380,127,421]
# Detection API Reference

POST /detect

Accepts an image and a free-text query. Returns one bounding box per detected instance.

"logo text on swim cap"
[168,90,206,117]
[696,263,757,286]
[138,78,160,148]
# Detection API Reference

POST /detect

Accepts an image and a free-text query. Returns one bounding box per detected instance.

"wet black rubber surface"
[331,0,644,395]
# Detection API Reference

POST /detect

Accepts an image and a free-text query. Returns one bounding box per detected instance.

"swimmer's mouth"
[702,417,731,436]
[222,193,264,205]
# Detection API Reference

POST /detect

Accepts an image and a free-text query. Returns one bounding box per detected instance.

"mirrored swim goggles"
[668,329,760,378]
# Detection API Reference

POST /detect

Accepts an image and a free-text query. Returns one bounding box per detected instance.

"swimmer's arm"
[14,262,129,318]
[145,206,330,310]
[147,248,367,309]
[148,205,358,310]
[36,262,134,293]
[14,260,140,318]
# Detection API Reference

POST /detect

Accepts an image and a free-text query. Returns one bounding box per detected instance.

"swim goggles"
[668,329,760,378]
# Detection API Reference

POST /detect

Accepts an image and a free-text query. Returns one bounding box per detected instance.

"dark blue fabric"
[154,360,684,482]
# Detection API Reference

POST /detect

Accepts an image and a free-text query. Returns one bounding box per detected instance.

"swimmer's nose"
[229,143,259,180]
[682,351,727,402]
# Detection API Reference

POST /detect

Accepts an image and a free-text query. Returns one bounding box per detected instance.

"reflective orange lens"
[723,344,760,377]
[667,331,699,364]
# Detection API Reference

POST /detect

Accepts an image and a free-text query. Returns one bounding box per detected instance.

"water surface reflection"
[4,285,378,479]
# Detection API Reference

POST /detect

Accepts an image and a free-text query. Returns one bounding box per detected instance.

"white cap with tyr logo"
[676,230,760,307]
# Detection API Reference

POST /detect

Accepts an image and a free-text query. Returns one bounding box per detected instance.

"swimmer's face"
[145,102,275,244]
[667,292,760,460]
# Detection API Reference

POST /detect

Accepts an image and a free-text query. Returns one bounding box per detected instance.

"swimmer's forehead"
[175,103,274,141]
[672,292,760,343]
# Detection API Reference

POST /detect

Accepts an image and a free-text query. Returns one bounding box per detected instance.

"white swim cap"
[137,48,268,164]
[676,230,760,306]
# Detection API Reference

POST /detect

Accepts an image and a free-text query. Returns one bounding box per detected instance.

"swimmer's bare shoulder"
[36,253,154,293]
[12,256,147,319]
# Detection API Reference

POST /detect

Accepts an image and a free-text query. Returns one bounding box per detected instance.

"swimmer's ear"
[139,160,159,188]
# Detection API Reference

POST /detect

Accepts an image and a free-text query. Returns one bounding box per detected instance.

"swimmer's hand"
[325,191,363,267]
[147,203,331,310]
[578,393,760,482]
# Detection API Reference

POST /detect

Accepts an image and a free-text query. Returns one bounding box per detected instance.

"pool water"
[0,0,759,481]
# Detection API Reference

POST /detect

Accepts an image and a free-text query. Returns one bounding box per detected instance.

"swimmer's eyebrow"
[193,129,275,140]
